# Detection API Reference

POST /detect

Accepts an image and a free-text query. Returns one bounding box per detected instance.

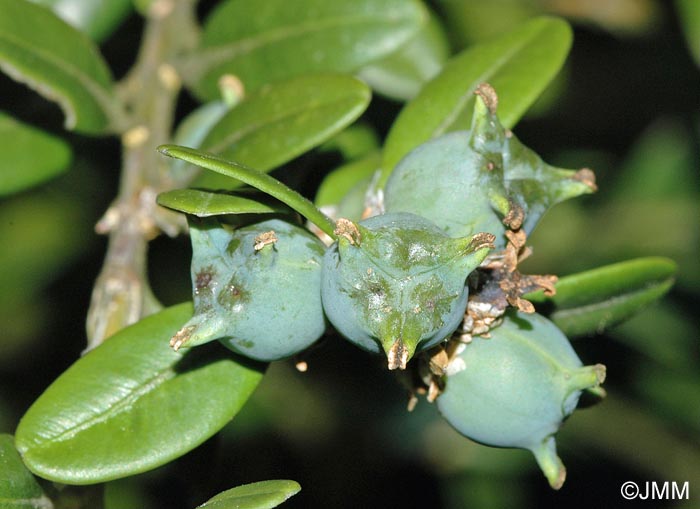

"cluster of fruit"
[169,84,605,489]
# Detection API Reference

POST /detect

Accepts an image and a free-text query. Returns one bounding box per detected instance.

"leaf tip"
[157,144,175,156]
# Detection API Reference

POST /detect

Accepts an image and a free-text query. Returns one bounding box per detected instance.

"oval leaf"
[158,145,337,238]
[196,480,301,509]
[181,0,427,99]
[193,73,371,189]
[358,8,450,101]
[527,257,677,337]
[157,189,286,217]
[0,0,121,133]
[29,0,132,41]
[0,112,71,196]
[0,434,52,509]
[15,303,265,484]
[381,16,572,182]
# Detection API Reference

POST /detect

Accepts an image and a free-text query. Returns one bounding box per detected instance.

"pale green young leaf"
[157,189,286,217]
[196,480,301,509]
[15,304,265,484]
[181,0,427,99]
[0,0,123,133]
[158,145,337,238]
[0,112,71,196]
[381,17,572,183]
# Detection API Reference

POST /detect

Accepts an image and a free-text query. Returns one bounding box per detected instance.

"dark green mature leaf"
[381,17,572,182]
[196,480,301,509]
[157,189,285,217]
[527,257,677,337]
[0,0,122,133]
[0,434,52,509]
[29,0,132,41]
[15,303,264,484]
[159,145,337,238]
[193,74,371,189]
[0,112,71,196]
[181,0,427,100]
[358,8,450,101]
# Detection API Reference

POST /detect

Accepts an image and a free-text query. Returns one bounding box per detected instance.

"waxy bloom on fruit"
[322,212,494,370]
[437,311,606,489]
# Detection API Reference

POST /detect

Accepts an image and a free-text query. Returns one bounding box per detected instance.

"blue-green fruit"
[437,311,605,489]
[322,212,494,370]
[384,85,596,247]
[171,218,326,362]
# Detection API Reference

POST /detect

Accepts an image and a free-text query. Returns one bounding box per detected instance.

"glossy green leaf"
[381,17,572,182]
[0,112,71,196]
[158,145,337,238]
[0,0,122,133]
[193,74,371,189]
[15,303,265,484]
[29,0,132,41]
[181,0,427,100]
[157,189,286,217]
[0,434,52,509]
[314,151,380,207]
[527,257,677,337]
[196,480,301,509]
[358,8,450,101]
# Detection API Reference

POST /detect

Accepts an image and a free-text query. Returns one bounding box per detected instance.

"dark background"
[1,1,698,508]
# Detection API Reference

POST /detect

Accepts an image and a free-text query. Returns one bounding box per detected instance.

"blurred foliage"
[0,1,698,508]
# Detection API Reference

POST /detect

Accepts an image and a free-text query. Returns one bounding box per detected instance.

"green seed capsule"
[384,84,596,247]
[322,212,493,370]
[437,311,605,489]
[172,218,326,362]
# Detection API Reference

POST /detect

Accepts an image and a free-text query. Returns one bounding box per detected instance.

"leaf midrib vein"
[33,365,176,447]
[0,32,116,126]
[190,12,414,73]
[204,94,363,155]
